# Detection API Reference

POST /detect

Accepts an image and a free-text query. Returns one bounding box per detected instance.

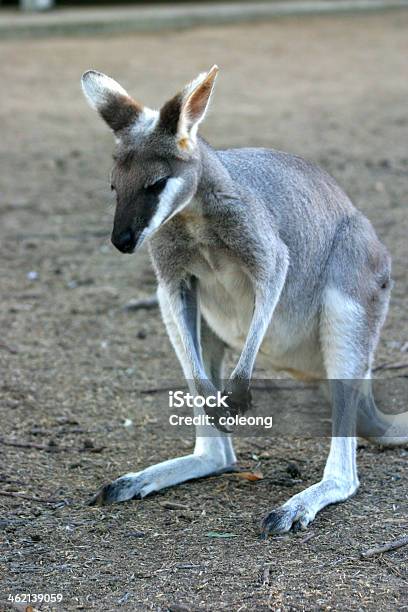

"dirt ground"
[1,10,408,611]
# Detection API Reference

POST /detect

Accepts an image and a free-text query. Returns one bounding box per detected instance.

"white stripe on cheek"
[148,177,185,232]
[137,177,186,248]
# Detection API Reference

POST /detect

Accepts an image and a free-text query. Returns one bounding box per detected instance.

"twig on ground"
[361,535,408,558]
[123,295,158,311]
[261,563,271,586]
[373,361,408,372]
[0,437,105,454]
[299,532,316,544]
[0,438,52,451]
[0,491,59,504]
[159,501,191,511]
[0,340,19,354]
[140,386,186,395]
[0,476,26,485]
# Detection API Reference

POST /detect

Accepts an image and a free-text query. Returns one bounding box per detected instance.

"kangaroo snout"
[111,228,137,254]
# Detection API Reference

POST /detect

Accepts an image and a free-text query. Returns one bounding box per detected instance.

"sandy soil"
[1,10,407,611]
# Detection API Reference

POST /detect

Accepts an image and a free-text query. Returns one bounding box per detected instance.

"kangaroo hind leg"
[261,287,369,535]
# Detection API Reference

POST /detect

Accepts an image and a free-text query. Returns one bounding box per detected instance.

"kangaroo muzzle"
[111,228,137,254]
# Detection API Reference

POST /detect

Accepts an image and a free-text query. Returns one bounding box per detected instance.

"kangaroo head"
[81,66,218,253]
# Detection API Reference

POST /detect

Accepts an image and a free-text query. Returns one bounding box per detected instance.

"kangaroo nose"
[111,229,136,253]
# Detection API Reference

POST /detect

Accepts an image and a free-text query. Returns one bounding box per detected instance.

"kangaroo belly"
[197,261,324,379]
[198,260,254,347]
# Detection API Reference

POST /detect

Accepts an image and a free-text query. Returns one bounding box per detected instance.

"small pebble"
[125,531,145,538]
[286,462,302,479]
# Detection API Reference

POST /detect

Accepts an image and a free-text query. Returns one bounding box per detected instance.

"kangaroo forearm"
[231,252,288,383]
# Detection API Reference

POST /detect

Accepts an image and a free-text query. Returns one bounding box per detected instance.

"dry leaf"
[226,470,264,481]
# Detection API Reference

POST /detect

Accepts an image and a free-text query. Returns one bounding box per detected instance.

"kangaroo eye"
[110,183,115,191]
[145,176,169,196]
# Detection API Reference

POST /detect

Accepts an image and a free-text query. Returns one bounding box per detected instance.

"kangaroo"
[81,66,407,535]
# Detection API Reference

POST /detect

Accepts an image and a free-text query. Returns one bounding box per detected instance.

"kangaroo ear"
[81,70,143,133]
[159,65,218,150]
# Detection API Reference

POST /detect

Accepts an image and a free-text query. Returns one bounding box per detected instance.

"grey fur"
[81,68,406,535]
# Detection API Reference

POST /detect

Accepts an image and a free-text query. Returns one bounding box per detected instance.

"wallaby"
[81,66,407,535]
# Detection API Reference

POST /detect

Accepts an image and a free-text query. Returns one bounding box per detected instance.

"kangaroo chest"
[192,248,254,349]
[169,213,323,377]
[178,216,255,348]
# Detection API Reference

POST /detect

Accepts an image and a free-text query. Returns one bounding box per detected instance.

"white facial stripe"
[136,177,187,248]
[149,176,185,231]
